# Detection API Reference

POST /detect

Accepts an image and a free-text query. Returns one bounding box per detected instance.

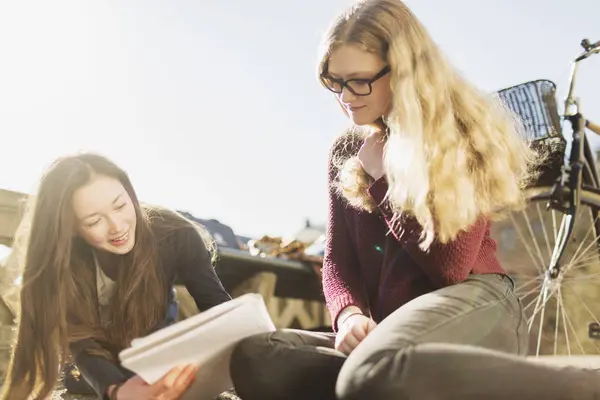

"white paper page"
[119,293,276,400]
[120,294,246,362]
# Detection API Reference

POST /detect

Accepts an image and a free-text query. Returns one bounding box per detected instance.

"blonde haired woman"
[229,1,600,399]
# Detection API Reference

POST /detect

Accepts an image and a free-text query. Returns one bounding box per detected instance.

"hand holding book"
[107,364,198,400]
[118,294,276,400]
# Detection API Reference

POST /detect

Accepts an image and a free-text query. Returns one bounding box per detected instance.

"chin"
[349,113,378,127]
[107,235,136,255]
[112,245,134,255]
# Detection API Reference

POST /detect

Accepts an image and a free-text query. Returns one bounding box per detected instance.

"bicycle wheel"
[492,186,600,356]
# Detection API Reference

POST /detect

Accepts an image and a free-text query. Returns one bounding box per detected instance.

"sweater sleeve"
[368,176,486,287]
[322,142,368,331]
[70,339,128,400]
[176,227,232,312]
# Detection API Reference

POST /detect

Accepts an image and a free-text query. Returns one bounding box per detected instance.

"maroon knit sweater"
[322,136,505,330]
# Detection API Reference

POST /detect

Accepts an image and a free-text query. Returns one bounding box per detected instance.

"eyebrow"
[328,70,377,79]
[81,192,125,220]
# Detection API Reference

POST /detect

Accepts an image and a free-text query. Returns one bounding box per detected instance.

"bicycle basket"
[496,79,566,187]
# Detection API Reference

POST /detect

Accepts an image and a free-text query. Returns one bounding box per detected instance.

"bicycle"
[492,38,600,357]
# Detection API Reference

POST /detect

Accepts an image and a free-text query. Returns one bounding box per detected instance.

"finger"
[173,364,197,389]
[337,341,354,356]
[162,365,197,399]
[350,323,368,341]
[150,366,184,395]
[344,332,361,351]
[340,338,361,355]
[335,334,353,355]
[366,320,378,333]
[338,330,364,355]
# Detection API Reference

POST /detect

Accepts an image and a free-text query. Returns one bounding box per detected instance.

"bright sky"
[0,0,598,238]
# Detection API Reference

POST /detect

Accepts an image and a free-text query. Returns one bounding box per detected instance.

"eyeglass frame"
[320,65,391,96]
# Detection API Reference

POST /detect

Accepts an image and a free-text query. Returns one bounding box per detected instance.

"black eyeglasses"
[320,65,390,96]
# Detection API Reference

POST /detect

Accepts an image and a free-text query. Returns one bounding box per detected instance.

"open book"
[119,293,276,400]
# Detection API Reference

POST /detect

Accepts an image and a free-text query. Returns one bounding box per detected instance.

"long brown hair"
[1,153,202,399]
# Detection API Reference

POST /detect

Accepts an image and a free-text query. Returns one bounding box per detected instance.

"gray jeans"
[230,273,600,399]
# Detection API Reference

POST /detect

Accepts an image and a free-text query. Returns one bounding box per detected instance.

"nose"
[107,215,124,235]
[339,86,357,104]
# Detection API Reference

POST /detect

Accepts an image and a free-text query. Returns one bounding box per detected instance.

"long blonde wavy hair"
[319,0,539,248]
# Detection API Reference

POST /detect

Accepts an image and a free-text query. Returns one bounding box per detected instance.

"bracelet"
[339,311,364,327]
[108,382,124,400]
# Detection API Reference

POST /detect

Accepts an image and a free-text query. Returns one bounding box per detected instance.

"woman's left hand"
[357,132,385,180]
[335,313,377,355]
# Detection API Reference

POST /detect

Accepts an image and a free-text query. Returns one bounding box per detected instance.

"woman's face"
[72,175,137,255]
[325,44,392,126]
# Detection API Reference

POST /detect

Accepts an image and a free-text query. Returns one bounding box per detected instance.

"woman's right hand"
[335,313,377,355]
[109,364,198,400]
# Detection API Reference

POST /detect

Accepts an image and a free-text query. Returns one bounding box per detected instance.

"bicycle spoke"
[510,213,546,275]
[522,210,548,273]
[553,293,560,355]
[499,194,600,356]
[516,281,543,299]
[536,202,553,260]
[515,274,542,290]
[566,234,600,273]
[559,288,587,354]
[528,292,544,332]
[564,283,600,353]
[523,292,541,313]
[549,214,573,269]
[528,285,555,334]
[534,291,548,356]
[552,208,558,242]
[565,213,600,269]
[563,271,600,282]
[565,252,600,272]
[558,289,572,356]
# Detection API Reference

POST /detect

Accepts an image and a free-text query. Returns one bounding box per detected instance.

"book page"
[120,294,247,361]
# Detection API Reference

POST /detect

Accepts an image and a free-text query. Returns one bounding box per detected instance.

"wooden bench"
[176,247,331,330]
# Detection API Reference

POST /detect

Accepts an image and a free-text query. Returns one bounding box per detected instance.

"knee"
[230,332,272,384]
[230,331,291,400]
[336,349,409,400]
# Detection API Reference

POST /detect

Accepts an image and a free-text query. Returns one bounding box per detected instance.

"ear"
[72,223,82,238]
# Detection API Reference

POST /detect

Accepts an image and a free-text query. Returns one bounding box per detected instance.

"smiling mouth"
[349,105,365,112]
[110,232,129,246]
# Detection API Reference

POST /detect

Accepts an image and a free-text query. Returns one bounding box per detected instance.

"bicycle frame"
[546,39,600,279]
